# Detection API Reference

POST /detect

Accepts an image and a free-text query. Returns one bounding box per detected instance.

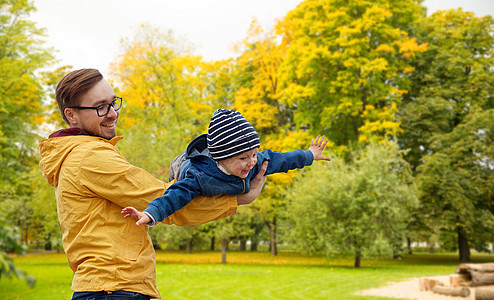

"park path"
[357,275,475,300]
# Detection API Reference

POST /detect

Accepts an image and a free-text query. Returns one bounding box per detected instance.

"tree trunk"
[351,116,360,141]
[407,237,412,254]
[428,241,435,253]
[268,217,278,256]
[250,240,258,251]
[432,286,470,297]
[210,236,215,251]
[457,226,470,262]
[221,238,228,264]
[476,287,494,300]
[186,239,192,254]
[44,233,52,251]
[393,251,401,259]
[250,230,260,252]
[354,251,361,268]
[240,238,247,251]
[23,222,28,245]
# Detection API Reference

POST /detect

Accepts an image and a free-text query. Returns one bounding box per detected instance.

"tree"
[0,0,54,195]
[0,0,54,285]
[151,224,209,253]
[0,220,36,287]
[3,65,67,251]
[110,24,215,175]
[29,165,62,251]
[285,142,418,267]
[231,19,315,255]
[40,65,73,130]
[232,18,290,134]
[400,9,494,171]
[110,24,242,249]
[277,0,427,147]
[417,109,494,261]
[208,208,257,263]
[212,217,235,264]
[229,206,255,251]
[398,9,494,260]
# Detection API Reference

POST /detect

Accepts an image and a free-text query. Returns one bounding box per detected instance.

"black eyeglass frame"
[69,97,123,117]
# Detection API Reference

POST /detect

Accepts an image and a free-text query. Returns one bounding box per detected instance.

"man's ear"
[64,108,78,126]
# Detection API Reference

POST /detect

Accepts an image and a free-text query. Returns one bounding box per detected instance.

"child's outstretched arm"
[121,206,152,226]
[309,135,331,161]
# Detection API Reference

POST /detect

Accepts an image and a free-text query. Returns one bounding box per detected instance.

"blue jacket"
[144,134,314,224]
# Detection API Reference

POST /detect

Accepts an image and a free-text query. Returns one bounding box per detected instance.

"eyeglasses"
[69,97,123,117]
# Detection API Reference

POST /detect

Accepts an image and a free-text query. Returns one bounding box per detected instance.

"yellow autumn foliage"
[376,44,394,53]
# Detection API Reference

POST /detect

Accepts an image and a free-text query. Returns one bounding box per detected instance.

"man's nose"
[106,106,118,118]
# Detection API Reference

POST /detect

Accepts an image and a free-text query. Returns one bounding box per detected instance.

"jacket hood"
[185,134,210,159]
[39,128,122,187]
[183,134,248,182]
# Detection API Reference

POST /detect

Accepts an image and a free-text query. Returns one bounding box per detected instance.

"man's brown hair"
[56,69,103,124]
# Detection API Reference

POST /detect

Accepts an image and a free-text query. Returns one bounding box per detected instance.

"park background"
[1,0,494,298]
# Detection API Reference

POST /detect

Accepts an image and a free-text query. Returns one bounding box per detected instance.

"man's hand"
[237,161,268,205]
[309,135,331,161]
[121,206,151,226]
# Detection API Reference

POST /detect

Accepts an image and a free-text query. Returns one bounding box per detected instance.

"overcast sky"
[31,0,493,74]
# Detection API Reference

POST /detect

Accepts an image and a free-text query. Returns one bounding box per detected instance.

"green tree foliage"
[0,0,53,285]
[151,224,209,253]
[417,109,494,261]
[0,0,54,195]
[23,66,72,253]
[0,220,36,287]
[400,9,494,170]
[277,0,427,147]
[29,165,61,251]
[228,206,256,251]
[399,9,494,260]
[285,142,418,267]
[40,65,73,130]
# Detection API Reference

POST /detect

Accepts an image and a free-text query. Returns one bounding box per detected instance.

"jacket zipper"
[242,179,246,193]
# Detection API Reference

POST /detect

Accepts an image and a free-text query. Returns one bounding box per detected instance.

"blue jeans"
[72,291,151,300]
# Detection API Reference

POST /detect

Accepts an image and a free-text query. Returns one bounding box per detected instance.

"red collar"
[49,128,89,138]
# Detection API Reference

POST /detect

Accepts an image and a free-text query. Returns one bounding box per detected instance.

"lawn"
[1,251,493,299]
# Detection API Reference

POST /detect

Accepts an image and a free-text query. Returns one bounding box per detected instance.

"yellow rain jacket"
[39,129,237,299]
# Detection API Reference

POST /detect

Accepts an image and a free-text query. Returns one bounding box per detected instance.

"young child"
[122,109,331,226]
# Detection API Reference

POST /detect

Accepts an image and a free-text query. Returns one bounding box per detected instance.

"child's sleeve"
[144,176,203,223]
[261,149,314,175]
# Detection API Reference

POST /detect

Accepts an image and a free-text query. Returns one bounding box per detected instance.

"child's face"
[219,148,258,178]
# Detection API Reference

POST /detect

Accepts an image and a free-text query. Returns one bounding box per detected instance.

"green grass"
[1,251,493,299]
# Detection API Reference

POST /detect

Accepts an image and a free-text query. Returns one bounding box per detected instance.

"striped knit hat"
[207,109,260,161]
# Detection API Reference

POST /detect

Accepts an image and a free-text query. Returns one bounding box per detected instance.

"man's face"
[68,78,120,139]
[218,148,258,178]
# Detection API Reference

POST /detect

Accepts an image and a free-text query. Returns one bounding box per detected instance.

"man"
[39,69,266,300]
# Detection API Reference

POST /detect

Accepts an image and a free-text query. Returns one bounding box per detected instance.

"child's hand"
[308,135,331,162]
[121,206,151,226]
